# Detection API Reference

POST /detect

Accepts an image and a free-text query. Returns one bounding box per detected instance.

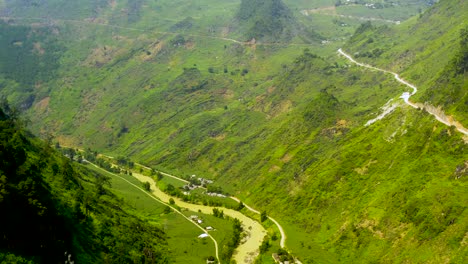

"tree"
[213,208,224,218]
[143,182,150,191]
[260,210,267,222]
[237,201,245,211]
[169,198,175,205]
[156,172,163,181]
[271,232,278,241]
[259,238,271,253]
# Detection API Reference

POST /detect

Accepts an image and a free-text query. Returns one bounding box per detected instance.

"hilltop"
[234,0,319,43]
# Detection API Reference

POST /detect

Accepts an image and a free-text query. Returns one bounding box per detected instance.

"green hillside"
[234,0,319,43]
[0,103,170,263]
[344,0,468,122]
[0,0,466,263]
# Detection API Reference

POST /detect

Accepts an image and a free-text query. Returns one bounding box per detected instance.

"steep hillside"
[344,0,468,122]
[0,103,170,263]
[0,0,466,263]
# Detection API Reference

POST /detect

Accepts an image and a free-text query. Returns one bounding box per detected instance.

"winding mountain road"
[338,49,468,137]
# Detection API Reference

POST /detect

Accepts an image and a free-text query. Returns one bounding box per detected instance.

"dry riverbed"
[132,172,267,264]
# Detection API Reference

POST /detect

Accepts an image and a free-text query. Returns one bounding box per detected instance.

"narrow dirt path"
[136,166,288,249]
[338,48,468,137]
[128,171,267,264]
[86,161,220,262]
[0,16,313,47]
[301,9,400,24]
[128,162,289,253]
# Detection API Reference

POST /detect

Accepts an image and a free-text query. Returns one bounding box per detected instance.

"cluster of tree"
[206,185,224,194]
[276,248,294,263]
[260,210,268,222]
[259,237,271,254]
[220,218,243,262]
[143,181,151,191]
[355,48,384,58]
[116,156,135,169]
[0,105,170,263]
[212,208,224,218]
[82,148,98,162]
[95,158,120,174]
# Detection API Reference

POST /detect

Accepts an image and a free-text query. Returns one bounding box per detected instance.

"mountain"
[234,0,319,42]
[0,0,467,263]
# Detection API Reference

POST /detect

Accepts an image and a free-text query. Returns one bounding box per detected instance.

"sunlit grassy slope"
[1,0,466,263]
[344,0,468,123]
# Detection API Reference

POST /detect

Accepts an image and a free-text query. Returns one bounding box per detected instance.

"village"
[182,175,227,198]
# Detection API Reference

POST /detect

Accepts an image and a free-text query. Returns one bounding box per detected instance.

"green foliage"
[220,218,243,262]
[276,248,294,263]
[260,210,268,222]
[0,22,63,109]
[0,105,170,263]
[0,0,467,263]
[259,237,271,254]
[143,181,151,191]
[455,27,468,74]
[235,0,320,42]
[212,208,224,219]
[303,89,340,127]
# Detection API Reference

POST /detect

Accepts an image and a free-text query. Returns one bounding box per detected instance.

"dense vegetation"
[0,103,170,263]
[0,0,466,263]
[236,0,301,42]
[0,21,63,110]
[344,0,468,122]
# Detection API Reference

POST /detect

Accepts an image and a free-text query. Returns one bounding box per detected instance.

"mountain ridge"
[0,0,466,263]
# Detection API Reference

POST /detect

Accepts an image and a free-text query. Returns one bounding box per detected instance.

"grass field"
[84,164,221,263]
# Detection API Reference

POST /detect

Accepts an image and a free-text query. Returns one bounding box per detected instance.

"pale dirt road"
[86,162,220,261]
[130,165,288,250]
[338,49,468,138]
[131,172,267,264]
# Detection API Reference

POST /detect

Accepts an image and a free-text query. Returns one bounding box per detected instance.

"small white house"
[197,219,203,224]
[198,233,209,239]
[206,226,213,231]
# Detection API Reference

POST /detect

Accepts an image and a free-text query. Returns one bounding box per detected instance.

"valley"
[1,0,467,263]
[84,151,289,263]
